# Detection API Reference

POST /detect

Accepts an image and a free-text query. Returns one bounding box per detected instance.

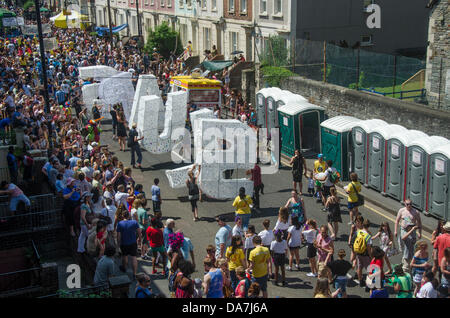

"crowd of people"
[1,2,449,299]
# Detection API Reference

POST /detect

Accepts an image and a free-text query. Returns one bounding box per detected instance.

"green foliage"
[144,22,182,58]
[23,0,34,11]
[261,66,296,87]
[260,35,289,67]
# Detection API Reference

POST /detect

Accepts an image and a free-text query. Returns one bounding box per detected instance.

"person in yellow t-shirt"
[226,235,247,290]
[345,172,362,225]
[248,236,270,298]
[313,154,327,202]
[232,187,253,232]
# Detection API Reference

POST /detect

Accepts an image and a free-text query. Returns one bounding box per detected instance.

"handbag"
[188,194,199,201]
[351,182,365,207]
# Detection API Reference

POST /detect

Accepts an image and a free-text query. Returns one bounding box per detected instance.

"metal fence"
[258,37,430,102]
[0,240,42,296]
[0,129,16,146]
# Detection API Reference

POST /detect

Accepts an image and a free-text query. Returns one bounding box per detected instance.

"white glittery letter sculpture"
[78,66,119,81]
[129,75,160,129]
[98,72,135,122]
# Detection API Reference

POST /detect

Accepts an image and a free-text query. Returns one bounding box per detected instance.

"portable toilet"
[255,87,281,127]
[320,116,362,181]
[278,102,325,157]
[385,130,429,202]
[269,90,308,129]
[428,143,450,220]
[406,136,450,212]
[351,119,388,185]
[367,125,408,193]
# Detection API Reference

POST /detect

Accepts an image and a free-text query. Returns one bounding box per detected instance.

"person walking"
[232,187,253,233]
[128,123,143,168]
[372,222,395,275]
[410,241,431,297]
[432,222,450,283]
[246,162,263,209]
[146,217,168,275]
[395,198,422,273]
[284,190,306,226]
[271,230,288,286]
[77,191,94,254]
[289,149,307,194]
[186,164,201,221]
[226,235,247,291]
[248,236,271,298]
[286,216,302,271]
[325,188,342,241]
[215,216,233,260]
[345,172,362,225]
[352,219,373,287]
[116,111,127,151]
[151,178,162,214]
[116,210,142,277]
[303,219,319,277]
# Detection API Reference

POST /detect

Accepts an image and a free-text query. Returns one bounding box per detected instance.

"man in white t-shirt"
[317,160,338,210]
[416,271,438,298]
[114,184,129,208]
[232,216,244,240]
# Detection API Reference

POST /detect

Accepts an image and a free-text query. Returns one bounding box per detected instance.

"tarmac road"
[99,124,434,298]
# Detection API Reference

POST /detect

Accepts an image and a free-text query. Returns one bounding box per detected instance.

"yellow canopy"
[50,10,89,29]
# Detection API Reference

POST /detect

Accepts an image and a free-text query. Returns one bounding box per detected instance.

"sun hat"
[443,222,450,232]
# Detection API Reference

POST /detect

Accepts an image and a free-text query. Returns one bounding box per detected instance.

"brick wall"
[224,0,252,21]
[281,76,450,140]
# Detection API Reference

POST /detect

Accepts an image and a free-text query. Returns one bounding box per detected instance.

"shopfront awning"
[201,60,233,72]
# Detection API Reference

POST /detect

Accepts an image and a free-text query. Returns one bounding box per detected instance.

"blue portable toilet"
[255,87,281,127]
[428,143,450,220]
[367,125,408,193]
[351,119,389,185]
[385,130,429,202]
[320,116,362,181]
[406,136,450,212]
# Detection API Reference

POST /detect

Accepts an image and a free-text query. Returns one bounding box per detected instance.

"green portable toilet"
[351,119,388,185]
[385,130,429,202]
[320,116,362,181]
[406,136,450,212]
[278,102,325,157]
[428,143,450,220]
[255,87,281,127]
[368,125,408,193]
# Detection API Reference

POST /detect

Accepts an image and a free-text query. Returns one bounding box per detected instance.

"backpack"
[168,269,180,293]
[353,230,370,255]
[127,130,136,148]
[328,168,340,184]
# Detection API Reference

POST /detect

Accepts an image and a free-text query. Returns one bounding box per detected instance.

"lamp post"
[34,0,53,151]
[135,0,142,37]
[106,0,113,45]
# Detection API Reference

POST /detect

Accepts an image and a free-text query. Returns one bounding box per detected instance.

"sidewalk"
[281,155,439,235]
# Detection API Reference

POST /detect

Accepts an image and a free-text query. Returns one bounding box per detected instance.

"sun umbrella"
[230,50,244,55]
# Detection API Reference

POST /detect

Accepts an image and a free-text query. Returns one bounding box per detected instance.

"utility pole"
[106,0,113,45]
[135,0,142,37]
[34,0,53,151]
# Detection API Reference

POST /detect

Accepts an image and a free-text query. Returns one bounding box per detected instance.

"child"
[205,245,216,274]
[307,171,315,197]
[270,230,288,286]
[151,178,162,214]
[286,216,302,271]
[328,249,352,298]
[95,221,108,258]
[410,241,431,297]
[258,219,274,279]
[302,219,318,277]
[193,278,203,298]
[244,225,256,261]
[372,222,394,274]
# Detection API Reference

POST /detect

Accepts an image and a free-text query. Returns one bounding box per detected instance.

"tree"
[144,22,183,59]
[260,35,289,67]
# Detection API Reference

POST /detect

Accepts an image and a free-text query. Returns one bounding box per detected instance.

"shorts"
[150,245,165,254]
[120,243,137,257]
[254,275,268,292]
[306,243,317,259]
[348,202,359,210]
[292,171,302,183]
[356,254,371,270]
[152,200,161,212]
[323,185,332,197]
[289,246,300,252]
[273,253,286,267]
[334,277,348,295]
[190,199,198,212]
[318,262,328,274]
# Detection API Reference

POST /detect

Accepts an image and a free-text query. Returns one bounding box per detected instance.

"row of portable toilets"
[256,88,450,221]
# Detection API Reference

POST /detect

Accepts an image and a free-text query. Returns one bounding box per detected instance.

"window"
[160,0,164,6]
[187,0,192,8]
[212,0,217,11]
[260,0,267,14]
[361,35,373,46]
[240,0,247,13]
[144,0,148,5]
[274,0,282,15]
[179,0,183,7]
[151,0,154,5]
[201,0,207,10]
[131,0,134,4]
[229,0,235,12]
[167,0,172,7]
[203,27,211,51]
[132,16,137,34]
[230,31,239,53]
